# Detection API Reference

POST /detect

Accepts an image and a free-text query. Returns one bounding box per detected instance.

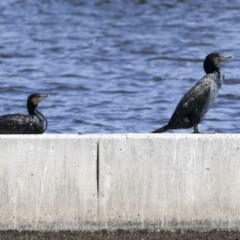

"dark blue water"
[0,0,239,134]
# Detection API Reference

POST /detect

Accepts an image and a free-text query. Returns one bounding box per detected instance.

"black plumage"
[152,53,233,133]
[0,93,48,134]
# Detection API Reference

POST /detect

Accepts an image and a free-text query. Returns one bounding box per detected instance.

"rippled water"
[0,0,239,134]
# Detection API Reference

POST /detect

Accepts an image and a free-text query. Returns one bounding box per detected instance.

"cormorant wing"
[0,114,30,134]
[168,78,211,128]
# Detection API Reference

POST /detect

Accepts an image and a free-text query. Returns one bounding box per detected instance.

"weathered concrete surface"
[0,135,98,231]
[1,134,240,233]
[99,134,240,231]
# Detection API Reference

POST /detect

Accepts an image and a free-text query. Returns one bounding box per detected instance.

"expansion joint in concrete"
[96,141,100,229]
[96,141,100,196]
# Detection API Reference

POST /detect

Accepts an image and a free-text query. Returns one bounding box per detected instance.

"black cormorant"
[152,53,233,133]
[0,93,49,134]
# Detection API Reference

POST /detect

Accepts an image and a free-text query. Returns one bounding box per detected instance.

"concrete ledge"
[0,134,240,232]
[0,135,98,231]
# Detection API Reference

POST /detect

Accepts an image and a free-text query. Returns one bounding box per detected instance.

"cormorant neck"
[203,61,219,74]
[27,102,37,115]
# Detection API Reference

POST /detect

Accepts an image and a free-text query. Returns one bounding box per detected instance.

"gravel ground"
[0,230,240,240]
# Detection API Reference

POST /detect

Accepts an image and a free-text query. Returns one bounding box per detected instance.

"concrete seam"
[96,141,100,230]
[97,141,99,195]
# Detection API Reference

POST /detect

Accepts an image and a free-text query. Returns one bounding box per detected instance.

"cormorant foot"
[191,131,215,134]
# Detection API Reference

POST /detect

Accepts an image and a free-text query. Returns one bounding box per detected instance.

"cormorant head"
[27,93,49,106]
[204,53,233,74]
[26,93,49,115]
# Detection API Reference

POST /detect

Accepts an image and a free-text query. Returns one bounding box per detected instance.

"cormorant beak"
[39,95,49,102]
[221,55,234,61]
[33,95,49,104]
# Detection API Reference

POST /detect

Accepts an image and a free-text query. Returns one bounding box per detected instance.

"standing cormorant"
[152,53,233,133]
[0,93,49,134]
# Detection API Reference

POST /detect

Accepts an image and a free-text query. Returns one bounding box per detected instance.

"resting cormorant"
[152,53,233,133]
[0,93,49,134]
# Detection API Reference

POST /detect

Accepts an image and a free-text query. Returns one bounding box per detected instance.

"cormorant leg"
[193,125,200,133]
[193,125,216,134]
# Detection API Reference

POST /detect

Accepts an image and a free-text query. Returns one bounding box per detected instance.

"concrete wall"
[0,134,240,231]
[0,135,98,231]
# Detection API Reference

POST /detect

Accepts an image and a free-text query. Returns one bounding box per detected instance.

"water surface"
[0,0,239,134]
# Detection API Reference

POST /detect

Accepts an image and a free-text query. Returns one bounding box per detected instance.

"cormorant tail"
[151,124,169,133]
